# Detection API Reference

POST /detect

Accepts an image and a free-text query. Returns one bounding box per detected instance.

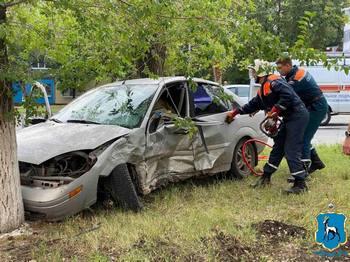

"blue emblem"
[315,213,347,251]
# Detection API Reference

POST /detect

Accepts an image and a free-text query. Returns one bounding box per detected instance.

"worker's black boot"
[309,149,325,174]
[287,176,295,183]
[285,179,308,194]
[251,173,272,188]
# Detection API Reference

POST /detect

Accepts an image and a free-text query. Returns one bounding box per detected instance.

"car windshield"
[53,84,158,128]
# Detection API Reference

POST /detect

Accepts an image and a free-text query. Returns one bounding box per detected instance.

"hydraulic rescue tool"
[242,116,283,176]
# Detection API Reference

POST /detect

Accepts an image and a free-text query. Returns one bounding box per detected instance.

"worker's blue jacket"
[285,66,327,111]
[239,74,305,117]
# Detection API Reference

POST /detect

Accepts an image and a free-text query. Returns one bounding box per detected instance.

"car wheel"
[229,138,257,179]
[320,110,331,126]
[107,164,143,212]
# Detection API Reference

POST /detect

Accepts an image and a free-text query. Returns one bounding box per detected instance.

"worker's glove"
[267,106,281,120]
[226,108,240,124]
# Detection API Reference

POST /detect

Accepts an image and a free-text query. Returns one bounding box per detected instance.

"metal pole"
[34,81,52,118]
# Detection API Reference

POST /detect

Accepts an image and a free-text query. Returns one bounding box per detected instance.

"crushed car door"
[189,82,233,172]
[143,81,196,188]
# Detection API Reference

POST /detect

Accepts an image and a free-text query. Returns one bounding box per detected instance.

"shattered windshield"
[53,84,158,128]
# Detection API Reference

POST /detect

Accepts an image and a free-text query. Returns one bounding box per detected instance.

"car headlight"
[20,151,97,188]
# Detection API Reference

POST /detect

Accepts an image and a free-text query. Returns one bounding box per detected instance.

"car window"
[192,83,228,116]
[53,84,158,128]
[148,82,187,133]
[236,86,249,97]
[227,87,238,95]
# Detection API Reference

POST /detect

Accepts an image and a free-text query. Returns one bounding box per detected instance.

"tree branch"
[119,0,131,6]
[1,0,28,8]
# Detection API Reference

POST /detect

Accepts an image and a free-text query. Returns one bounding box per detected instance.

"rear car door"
[189,82,234,172]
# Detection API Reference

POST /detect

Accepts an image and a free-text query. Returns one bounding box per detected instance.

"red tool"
[259,116,283,138]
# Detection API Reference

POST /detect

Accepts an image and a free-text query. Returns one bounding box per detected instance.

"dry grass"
[1,145,349,261]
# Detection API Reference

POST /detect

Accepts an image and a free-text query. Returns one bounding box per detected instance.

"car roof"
[224,84,260,88]
[102,76,220,88]
[224,84,250,88]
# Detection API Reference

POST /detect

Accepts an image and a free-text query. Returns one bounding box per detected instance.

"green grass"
[2,145,350,261]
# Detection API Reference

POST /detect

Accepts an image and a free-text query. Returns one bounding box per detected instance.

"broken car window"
[148,83,187,133]
[193,84,228,116]
[53,84,158,128]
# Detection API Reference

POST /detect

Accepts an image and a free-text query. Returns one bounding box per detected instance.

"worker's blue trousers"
[302,97,328,160]
[263,106,309,180]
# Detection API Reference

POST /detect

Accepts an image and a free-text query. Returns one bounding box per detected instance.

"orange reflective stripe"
[259,74,280,97]
[263,82,272,96]
[294,68,306,81]
[267,74,280,81]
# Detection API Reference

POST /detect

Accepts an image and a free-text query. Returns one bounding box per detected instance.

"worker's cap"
[248,59,272,77]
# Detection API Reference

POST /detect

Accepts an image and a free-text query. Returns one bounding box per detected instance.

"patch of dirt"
[97,238,123,262]
[0,222,43,262]
[0,221,103,262]
[254,219,307,242]
[183,252,207,262]
[270,242,322,262]
[131,235,183,261]
[210,229,257,262]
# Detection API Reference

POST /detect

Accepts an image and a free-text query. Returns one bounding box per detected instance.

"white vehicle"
[17,77,267,220]
[303,58,350,125]
[224,84,260,104]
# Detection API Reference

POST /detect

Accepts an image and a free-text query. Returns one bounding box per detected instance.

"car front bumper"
[22,172,99,221]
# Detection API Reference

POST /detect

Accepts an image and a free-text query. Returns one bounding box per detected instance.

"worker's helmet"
[248,59,272,77]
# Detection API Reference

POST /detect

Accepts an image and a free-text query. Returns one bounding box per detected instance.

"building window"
[61,88,76,97]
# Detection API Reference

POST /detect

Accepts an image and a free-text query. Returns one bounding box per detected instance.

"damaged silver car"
[17,77,267,220]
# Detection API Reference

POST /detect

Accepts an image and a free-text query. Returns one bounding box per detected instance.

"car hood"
[17,121,131,165]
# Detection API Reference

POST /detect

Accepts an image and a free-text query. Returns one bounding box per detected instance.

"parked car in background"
[17,77,267,220]
[224,84,250,104]
[224,84,260,104]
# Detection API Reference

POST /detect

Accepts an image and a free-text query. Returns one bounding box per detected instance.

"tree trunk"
[0,5,25,234]
[213,64,222,84]
[137,42,167,77]
[0,99,24,233]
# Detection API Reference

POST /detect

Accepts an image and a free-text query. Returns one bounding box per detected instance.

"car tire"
[108,164,143,212]
[229,138,257,179]
[320,110,331,126]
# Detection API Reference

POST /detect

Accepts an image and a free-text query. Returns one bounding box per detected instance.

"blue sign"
[315,213,347,251]
[12,79,55,105]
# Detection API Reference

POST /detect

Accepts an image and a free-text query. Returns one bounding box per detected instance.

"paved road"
[313,115,350,145]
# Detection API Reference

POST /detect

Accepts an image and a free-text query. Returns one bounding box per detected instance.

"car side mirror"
[148,111,174,133]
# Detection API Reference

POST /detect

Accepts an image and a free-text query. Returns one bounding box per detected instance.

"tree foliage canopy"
[1,0,349,92]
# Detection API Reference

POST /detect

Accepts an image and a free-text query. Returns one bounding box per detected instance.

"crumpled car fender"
[97,128,147,177]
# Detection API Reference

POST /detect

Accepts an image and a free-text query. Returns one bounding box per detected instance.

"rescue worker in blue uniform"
[226,60,310,194]
[276,56,328,175]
